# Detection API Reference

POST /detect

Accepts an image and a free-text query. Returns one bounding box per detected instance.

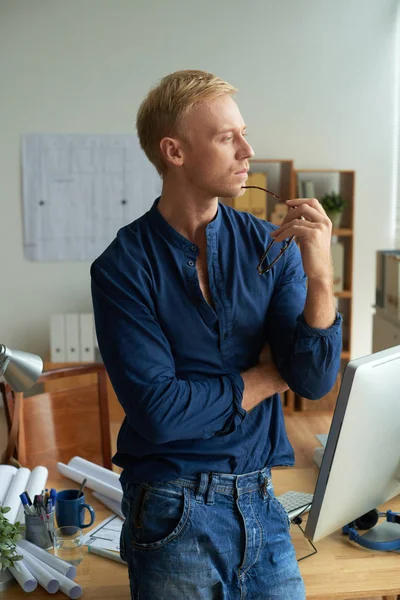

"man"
[91,69,342,599]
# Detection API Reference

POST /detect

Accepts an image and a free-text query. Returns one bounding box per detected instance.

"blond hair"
[136,70,237,175]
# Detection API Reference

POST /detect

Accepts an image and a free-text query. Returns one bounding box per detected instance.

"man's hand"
[241,343,289,412]
[270,197,336,329]
[270,198,332,283]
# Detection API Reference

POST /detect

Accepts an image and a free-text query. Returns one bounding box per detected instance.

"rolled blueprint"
[15,465,48,524]
[18,539,77,580]
[9,559,37,592]
[24,559,82,599]
[0,465,17,505]
[18,549,60,594]
[57,462,122,503]
[92,491,124,519]
[68,457,121,489]
[2,467,30,524]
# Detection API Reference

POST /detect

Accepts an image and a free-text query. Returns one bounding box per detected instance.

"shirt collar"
[147,197,222,253]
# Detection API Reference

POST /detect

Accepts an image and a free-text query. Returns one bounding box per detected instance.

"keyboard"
[276,491,314,521]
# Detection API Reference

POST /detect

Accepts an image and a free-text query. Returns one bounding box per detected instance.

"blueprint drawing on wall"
[22,134,162,261]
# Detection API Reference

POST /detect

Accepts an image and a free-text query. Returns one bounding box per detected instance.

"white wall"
[0,0,398,359]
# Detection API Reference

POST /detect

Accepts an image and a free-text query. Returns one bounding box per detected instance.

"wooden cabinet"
[372,308,400,352]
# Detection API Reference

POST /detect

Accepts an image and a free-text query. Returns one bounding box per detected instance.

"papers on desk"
[82,514,123,552]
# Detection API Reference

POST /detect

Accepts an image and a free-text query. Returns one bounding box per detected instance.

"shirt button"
[190,245,196,252]
[188,260,195,267]
[223,333,228,340]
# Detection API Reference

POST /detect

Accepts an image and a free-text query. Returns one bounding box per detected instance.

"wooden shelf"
[341,350,350,360]
[332,229,353,237]
[335,290,352,298]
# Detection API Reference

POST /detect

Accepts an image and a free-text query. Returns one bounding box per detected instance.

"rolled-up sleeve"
[265,243,342,400]
[91,259,246,445]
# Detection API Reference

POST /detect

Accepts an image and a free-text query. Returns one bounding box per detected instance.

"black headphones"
[342,509,400,551]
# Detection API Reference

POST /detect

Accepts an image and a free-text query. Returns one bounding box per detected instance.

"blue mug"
[55,489,95,529]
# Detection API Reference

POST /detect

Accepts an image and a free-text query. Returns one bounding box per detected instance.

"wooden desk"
[5,469,400,600]
[274,468,400,600]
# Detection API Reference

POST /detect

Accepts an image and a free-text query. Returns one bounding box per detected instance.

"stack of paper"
[83,515,126,565]
[57,457,123,518]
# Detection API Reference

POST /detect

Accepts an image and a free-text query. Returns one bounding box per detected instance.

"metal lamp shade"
[0,344,43,392]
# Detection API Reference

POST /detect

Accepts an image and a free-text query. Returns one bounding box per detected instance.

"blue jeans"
[120,467,305,599]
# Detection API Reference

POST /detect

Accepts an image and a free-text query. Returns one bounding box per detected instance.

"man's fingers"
[281,203,329,227]
[286,197,326,216]
[271,220,325,243]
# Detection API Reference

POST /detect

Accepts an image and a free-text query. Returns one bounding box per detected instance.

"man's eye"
[222,136,233,142]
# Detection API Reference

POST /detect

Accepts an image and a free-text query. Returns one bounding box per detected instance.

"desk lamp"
[0,344,43,392]
[0,345,42,591]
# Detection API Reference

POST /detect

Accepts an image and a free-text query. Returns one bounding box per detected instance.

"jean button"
[190,245,196,252]
[188,260,195,267]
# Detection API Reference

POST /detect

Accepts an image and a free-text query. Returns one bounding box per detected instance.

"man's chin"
[218,185,246,199]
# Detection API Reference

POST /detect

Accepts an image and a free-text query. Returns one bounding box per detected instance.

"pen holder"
[25,512,55,550]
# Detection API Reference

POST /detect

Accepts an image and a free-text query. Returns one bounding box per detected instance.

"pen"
[88,545,127,564]
[23,491,33,506]
[19,493,35,516]
[50,488,57,506]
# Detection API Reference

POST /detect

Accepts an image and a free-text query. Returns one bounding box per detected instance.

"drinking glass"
[53,526,84,566]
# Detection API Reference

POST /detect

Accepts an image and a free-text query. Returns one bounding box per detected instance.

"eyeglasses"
[242,185,295,275]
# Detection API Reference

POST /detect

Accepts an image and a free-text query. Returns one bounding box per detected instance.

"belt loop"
[206,474,218,506]
[195,472,209,504]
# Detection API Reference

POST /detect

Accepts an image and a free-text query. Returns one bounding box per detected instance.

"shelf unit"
[292,169,355,412]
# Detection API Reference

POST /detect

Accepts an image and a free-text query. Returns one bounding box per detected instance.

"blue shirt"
[91,199,342,483]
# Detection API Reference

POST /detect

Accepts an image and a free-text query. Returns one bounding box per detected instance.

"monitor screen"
[305,345,400,542]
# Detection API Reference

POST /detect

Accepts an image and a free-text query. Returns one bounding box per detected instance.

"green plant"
[0,506,24,571]
[320,191,347,214]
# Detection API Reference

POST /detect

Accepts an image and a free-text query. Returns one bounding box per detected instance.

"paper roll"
[9,559,37,592]
[15,465,48,524]
[68,457,121,489]
[0,465,18,505]
[57,463,122,503]
[2,467,31,524]
[18,539,77,580]
[92,492,124,519]
[23,557,82,599]
[19,550,60,594]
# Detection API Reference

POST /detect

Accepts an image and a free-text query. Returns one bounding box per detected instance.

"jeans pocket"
[127,484,190,550]
[265,481,291,531]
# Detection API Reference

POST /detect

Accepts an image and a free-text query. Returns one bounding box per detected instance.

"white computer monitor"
[305,345,400,543]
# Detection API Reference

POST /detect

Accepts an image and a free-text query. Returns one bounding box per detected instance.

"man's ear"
[159,137,185,168]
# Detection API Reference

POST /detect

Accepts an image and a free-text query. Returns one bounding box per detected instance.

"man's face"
[176,94,255,199]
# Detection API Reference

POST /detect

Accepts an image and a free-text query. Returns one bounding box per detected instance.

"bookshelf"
[292,169,355,412]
